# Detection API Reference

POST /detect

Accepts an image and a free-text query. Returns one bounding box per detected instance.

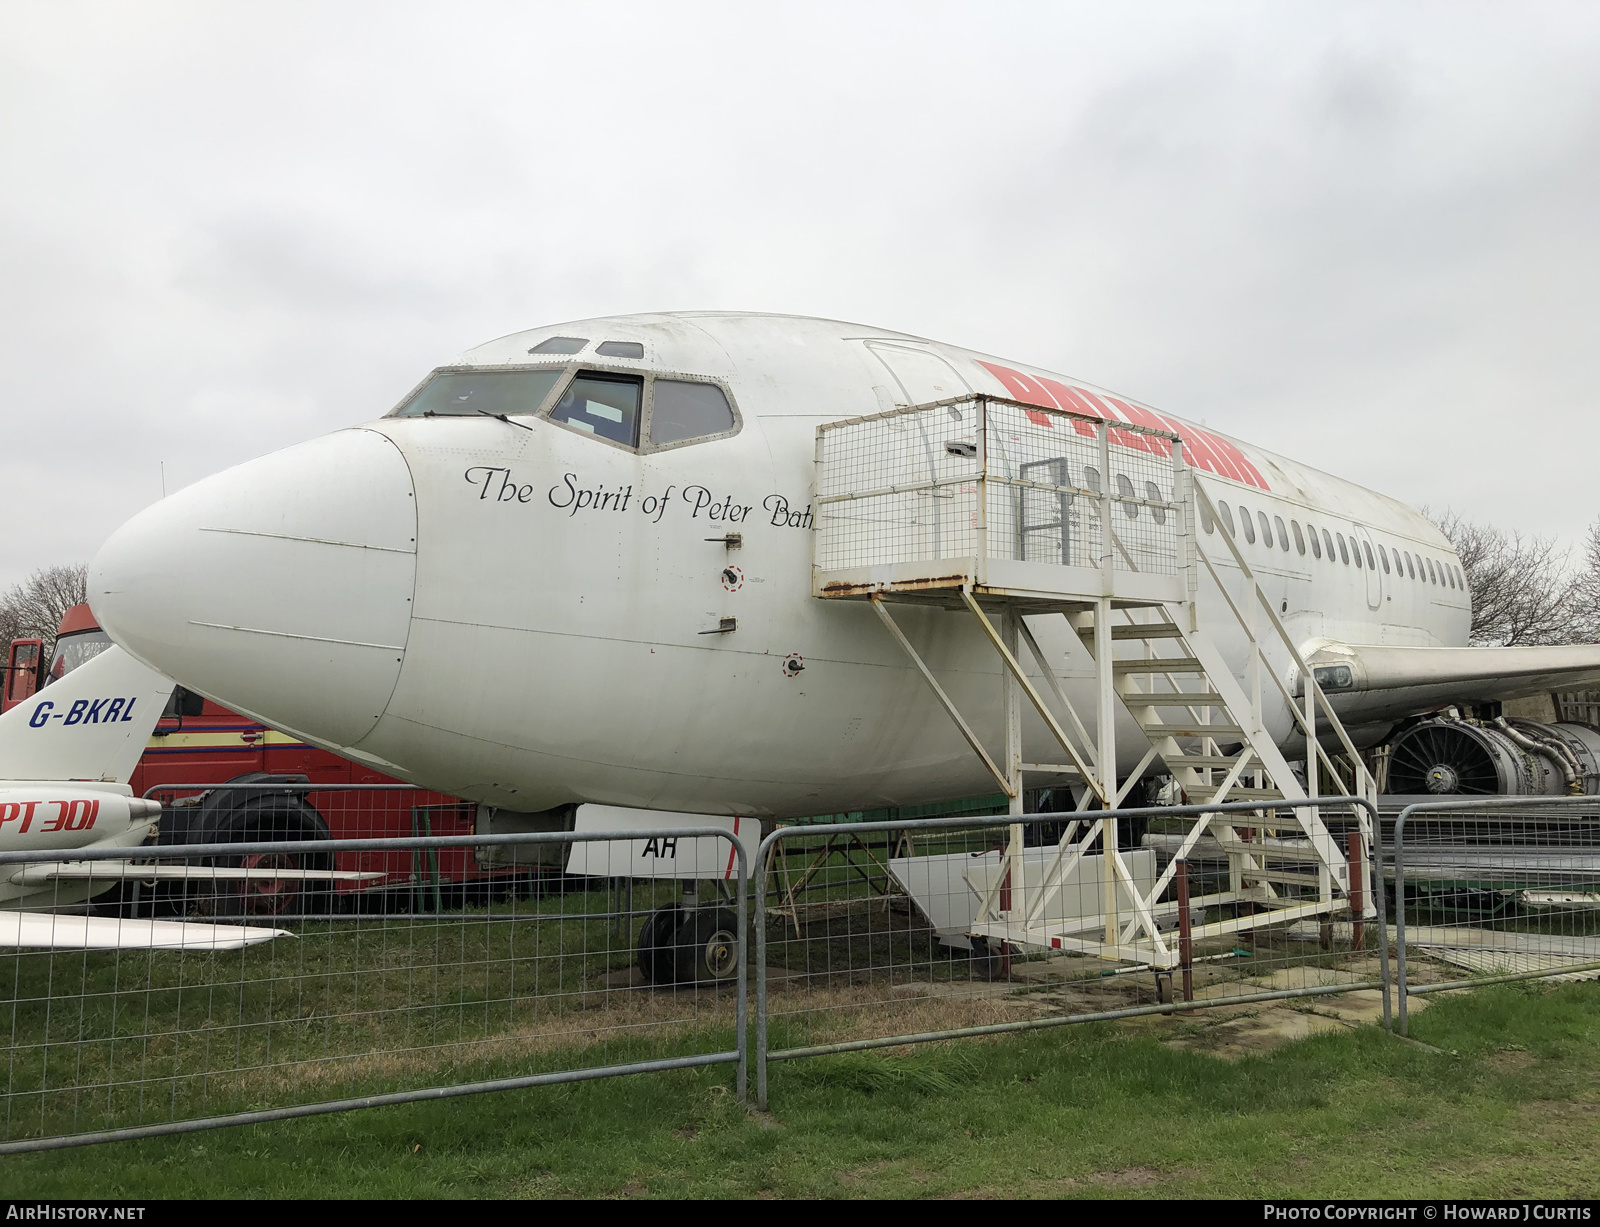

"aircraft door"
[864,341,973,408]
[1353,525,1383,610]
[862,342,978,561]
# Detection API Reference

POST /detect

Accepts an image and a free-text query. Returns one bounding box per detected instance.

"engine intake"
[1386,717,1600,796]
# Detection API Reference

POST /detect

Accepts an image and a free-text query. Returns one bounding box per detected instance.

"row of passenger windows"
[1200,498,1465,592]
[388,366,737,450]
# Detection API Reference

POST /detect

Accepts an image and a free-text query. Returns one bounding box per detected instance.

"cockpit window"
[391,369,563,418]
[650,379,736,445]
[528,336,589,355]
[596,340,645,359]
[549,372,643,446]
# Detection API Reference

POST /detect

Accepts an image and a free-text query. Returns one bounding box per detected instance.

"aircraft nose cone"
[90,428,416,749]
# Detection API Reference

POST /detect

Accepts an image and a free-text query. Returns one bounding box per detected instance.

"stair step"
[1168,754,1254,769]
[1126,692,1229,707]
[1076,623,1186,642]
[1142,723,1246,738]
[1113,657,1203,674]
[1192,788,1285,804]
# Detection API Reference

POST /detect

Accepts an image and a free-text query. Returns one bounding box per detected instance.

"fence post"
[755,831,772,1111]
[1394,804,1413,1037]
[1346,830,1364,951]
[1177,858,1194,1002]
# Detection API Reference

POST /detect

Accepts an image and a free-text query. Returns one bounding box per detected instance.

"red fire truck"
[3,604,522,914]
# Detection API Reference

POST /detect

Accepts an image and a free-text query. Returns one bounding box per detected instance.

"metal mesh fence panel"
[814,395,1182,578]
[755,800,1388,1106]
[0,793,746,1153]
[1392,797,1600,1034]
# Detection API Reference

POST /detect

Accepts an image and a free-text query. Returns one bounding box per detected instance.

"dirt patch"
[1160,1006,1353,1060]
[1486,1047,1537,1075]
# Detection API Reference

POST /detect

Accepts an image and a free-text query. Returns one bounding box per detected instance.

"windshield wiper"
[476,408,534,432]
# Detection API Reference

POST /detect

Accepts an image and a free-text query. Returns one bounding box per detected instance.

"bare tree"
[1429,510,1581,646]
[0,565,89,657]
[1567,516,1600,645]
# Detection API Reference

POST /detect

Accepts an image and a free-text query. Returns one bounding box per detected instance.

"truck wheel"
[637,903,686,984]
[212,802,334,918]
[671,907,741,985]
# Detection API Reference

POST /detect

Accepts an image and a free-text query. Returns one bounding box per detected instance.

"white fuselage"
[90,313,1470,818]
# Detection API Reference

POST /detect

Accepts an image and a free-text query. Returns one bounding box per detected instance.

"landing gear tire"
[637,903,686,984]
[969,935,1005,981]
[671,907,740,985]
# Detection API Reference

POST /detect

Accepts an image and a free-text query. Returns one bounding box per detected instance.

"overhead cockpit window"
[596,340,645,359]
[650,379,736,445]
[528,336,589,355]
[391,368,564,418]
[549,372,643,446]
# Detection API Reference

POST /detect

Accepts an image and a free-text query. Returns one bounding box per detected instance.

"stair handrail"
[1188,480,1375,804]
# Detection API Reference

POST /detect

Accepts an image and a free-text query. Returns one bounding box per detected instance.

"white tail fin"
[0,645,174,784]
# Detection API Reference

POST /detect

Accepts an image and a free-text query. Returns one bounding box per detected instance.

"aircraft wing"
[10,863,387,885]
[1310,642,1600,724]
[0,911,289,950]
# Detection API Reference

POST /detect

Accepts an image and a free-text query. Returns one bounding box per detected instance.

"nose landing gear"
[637,902,741,985]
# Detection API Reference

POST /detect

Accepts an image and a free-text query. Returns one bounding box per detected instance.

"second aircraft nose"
[89,428,418,750]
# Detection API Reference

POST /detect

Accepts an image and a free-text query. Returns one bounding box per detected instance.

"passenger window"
[1116,473,1139,519]
[596,341,645,359]
[650,379,736,445]
[1336,533,1350,564]
[1239,504,1256,543]
[1362,541,1375,570]
[1217,499,1235,537]
[1322,529,1335,560]
[1144,480,1167,525]
[1084,467,1102,494]
[1391,548,1402,575]
[1308,524,1322,559]
[1199,499,1215,534]
[1274,516,1289,551]
[1380,547,1391,574]
[391,368,564,418]
[1426,558,1437,583]
[528,336,589,355]
[1258,511,1272,547]
[1446,565,1456,589]
[1404,552,1415,579]
[1455,565,1465,589]
[1291,520,1305,555]
[549,372,644,446]
[1352,538,1363,568]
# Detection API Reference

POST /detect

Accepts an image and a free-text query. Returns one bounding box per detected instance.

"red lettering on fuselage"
[976,361,1270,491]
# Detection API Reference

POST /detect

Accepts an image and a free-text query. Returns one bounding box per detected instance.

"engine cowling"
[1386,718,1600,796]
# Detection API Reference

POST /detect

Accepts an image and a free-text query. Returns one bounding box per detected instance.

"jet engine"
[1386,716,1600,796]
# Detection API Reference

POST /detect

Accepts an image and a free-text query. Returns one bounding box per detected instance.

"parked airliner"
[87,313,1600,828]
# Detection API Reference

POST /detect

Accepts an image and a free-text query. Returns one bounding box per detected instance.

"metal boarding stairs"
[811,392,1377,969]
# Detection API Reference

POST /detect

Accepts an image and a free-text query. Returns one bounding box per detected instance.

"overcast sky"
[3,2,1598,591]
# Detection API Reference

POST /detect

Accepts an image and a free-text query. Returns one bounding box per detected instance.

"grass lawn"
[2,979,1597,1199]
